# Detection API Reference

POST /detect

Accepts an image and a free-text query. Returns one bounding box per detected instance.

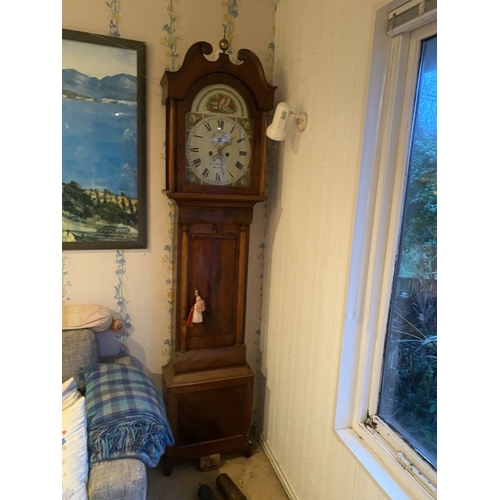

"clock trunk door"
[186,221,239,350]
[173,205,252,372]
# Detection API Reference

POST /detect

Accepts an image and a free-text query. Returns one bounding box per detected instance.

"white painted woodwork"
[259,0,391,498]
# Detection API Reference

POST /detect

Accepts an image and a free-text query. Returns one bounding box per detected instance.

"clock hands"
[211,131,233,154]
[187,116,250,186]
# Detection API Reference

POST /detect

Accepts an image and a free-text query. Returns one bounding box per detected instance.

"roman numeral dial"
[185,115,252,186]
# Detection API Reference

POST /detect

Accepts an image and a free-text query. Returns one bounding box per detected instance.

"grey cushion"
[88,459,147,500]
[62,329,100,383]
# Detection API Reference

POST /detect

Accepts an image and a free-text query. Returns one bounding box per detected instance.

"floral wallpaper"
[161,0,182,71]
[62,255,71,305]
[222,0,239,53]
[62,0,276,394]
[106,0,122,37]
[114,250,132,353]
[161,199,176,359]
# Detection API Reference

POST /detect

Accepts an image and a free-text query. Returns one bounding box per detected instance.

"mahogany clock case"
[160,40,276,476]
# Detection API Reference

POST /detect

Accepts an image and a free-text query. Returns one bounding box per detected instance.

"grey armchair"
[62,329,147,500]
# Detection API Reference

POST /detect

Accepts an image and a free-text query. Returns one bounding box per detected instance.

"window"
[378,33,436,468]
[335,1,437,498]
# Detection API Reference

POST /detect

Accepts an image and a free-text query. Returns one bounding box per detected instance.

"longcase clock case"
[161,40,276,476]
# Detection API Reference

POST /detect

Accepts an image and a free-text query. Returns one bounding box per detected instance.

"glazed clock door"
[185,84,254,188]
[185,115,252,186]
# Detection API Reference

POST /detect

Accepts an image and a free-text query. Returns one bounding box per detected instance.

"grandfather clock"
[160,38,276,476]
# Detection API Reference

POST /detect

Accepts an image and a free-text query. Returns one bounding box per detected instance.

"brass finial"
[219,26,230,53]
[219,38,230,53]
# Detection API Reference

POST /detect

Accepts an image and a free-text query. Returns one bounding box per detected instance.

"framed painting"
[62,29,147,250]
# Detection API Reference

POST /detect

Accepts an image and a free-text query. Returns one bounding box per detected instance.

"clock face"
[185,114,253,187]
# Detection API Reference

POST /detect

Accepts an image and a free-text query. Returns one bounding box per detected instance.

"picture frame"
[62,29,147,250]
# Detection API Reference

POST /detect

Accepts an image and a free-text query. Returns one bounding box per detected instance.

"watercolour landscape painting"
[62,30,146,250]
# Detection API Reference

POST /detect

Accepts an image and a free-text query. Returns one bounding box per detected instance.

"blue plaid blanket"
[79,363,174,468]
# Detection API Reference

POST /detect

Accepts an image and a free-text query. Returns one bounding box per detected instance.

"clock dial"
[185,114,252,186]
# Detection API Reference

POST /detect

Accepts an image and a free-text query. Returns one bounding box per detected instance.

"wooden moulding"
[173,345,247,373]
[167,193,267,209]
[166,100,176,192]
[163,360,253,387]
[178,224,190,352]
[235,224,249,345]
[176,205,255,225]
[160,41,276,110]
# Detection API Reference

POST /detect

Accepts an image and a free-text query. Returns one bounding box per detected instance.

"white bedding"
[62,378,88,500]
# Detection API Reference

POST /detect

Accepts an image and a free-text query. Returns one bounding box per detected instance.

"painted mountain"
[62,69,137,102]
[62,69,139,244]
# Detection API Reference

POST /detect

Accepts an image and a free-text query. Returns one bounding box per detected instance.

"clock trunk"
[171,204,253,373]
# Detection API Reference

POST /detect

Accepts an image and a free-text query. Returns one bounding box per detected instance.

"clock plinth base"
[162,361,254,476]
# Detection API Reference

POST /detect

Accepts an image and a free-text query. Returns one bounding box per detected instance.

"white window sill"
[336,428,412,500]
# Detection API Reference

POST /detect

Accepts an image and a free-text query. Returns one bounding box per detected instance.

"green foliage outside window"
[379,36,437,468]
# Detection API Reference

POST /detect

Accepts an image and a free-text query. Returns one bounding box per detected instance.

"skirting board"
[256,432,299,500]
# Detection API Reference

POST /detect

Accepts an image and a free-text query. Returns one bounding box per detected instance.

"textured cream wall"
[62,0,276,390]
[259,0,389,498]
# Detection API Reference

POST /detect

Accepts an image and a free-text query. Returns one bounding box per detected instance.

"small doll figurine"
[187,289,205,327]
[192,289,206,323]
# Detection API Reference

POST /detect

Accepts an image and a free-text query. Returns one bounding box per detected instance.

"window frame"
[334,3,437,498]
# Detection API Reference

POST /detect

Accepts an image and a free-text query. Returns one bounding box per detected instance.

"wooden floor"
[146,442,289,500]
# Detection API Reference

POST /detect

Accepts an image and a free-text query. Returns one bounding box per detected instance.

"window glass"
[378,35,437,468]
